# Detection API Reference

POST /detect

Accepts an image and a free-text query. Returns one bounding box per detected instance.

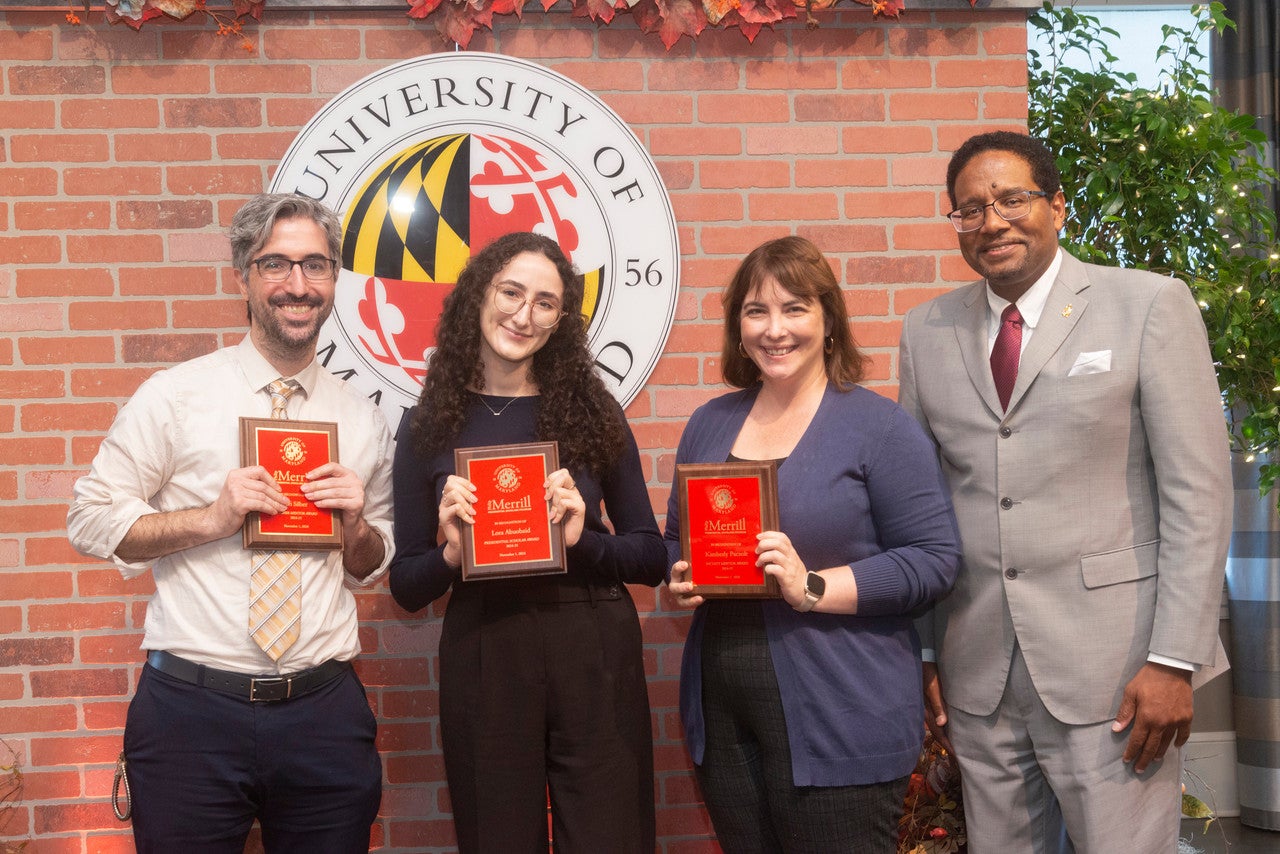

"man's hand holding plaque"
[673,461,781,599]
[446,441,575,580]
[239,417,343,550]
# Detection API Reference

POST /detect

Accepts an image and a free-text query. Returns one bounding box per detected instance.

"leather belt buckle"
[249,676,292,702]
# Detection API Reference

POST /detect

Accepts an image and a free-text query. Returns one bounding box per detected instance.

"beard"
[248,292,333,356]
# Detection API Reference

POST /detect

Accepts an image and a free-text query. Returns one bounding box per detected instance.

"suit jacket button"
[999,426,1012,438]
[1004,567,1018,579]
[1000,497,1014,509]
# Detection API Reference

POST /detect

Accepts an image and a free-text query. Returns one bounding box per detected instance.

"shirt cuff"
[1147,652,1199,672]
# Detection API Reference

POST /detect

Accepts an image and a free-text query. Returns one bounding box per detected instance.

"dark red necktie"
[990,304,1023,412]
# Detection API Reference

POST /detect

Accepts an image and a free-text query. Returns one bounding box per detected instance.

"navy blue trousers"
[123,662,382,853]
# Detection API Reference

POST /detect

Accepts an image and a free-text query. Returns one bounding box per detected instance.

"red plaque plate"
[454,441,567,580]
[677,461,780,598]
[239,417,343,551]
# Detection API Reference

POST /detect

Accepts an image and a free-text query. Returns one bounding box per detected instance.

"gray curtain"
[1213,0,1279,215]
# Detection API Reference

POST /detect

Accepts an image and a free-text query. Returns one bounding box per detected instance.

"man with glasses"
[897,132,1230,853]
[68,193,394,852]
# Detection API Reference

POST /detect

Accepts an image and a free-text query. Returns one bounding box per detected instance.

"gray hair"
[228,193,342,278]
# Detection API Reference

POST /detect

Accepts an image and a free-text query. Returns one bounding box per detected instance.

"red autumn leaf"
[633,0,708,49]
[574,0,625,25]
[489,0,523,16]
[407,0,448,21]
[231,0,265,19]
[736,0,794,25]
[853,0,905,18]
[436,0,486,46]
[702,0,739,26]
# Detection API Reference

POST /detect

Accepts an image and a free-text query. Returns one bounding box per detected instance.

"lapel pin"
[1062,304,1073,318]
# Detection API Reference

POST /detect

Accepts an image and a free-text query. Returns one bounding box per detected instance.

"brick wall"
[0,6,1027,852]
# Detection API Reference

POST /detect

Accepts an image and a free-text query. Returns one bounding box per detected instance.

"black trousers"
[439,581,655,854]
[698,601,909,854]
[123,662,382,853]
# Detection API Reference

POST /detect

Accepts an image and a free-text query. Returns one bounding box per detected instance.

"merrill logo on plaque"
[677,461,781,598]
[239,417,343,551]
[454,441,567,580]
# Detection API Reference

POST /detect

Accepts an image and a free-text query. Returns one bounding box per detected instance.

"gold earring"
[738,342,748,358]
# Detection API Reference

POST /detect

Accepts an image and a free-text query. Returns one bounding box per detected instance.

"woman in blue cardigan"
[665,235,961,853]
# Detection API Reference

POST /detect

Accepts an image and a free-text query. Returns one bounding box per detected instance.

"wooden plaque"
[239,417,343,551]
[454,441,567,581]
[676,461,781,598]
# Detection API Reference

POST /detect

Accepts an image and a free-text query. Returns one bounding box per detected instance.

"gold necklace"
[477,394,519,416]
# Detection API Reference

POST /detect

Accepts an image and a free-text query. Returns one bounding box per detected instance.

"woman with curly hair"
[389,232,665,853]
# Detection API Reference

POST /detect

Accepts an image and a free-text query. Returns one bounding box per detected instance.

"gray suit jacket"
[898,252,1231,725]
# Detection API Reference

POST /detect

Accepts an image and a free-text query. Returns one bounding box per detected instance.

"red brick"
[70,367,157,399]
[63,167,163,196]
[0,302,62,332]
[14,201,112,232]
[8,64,106,95]
[846,256,938,286]
[602,93,694,126]
[0,235,60,264]
[171,298,250,330]
[700,224,791,255]
[23,536,101,566]
[265,96,331,127]
[700,160,789,189]
[941,253,981,282]
[67,234,164,265]
[671,194,744,224]
[0,27,54,59]
[113,64,211,95]
[121,332,219,364]
[842,124,934,155]
[891,156,950,188]
[20,402,117,433]
[887,26,979,57]
[119,265,218,296]
[77,569,155,598]
[261,26,362,60]
[115,131,213,163]
[34,801,122,834]
[984,25,1029,57]
[745,59,839,90]
[982,90,1029,120]
[851,319,902,347]
[0,369,64,399]
[116,199,213,230]
[0,98,56,129]
[0,637,75,668]
[648,127,742,157]
[894,222,962,251]
[215,131,298,161]
[19,768,82,801]
[29,601,126,632]
[795,158,887,189]
[890,91,979,121]
[0,166,59,195]
[69,299,166,330]
[166,165,263,196]
[936,58,1027,89]
[840,57,933,89]
[10,133,110,163]
[698,93,790,124]
[62,98,161,129]
[793,93,884,123]
[84,699,131,731]
[937,122,1027,152]
[31,668,130,703]
[0,437,64,466]
[746,126,838,155]
[845,190,939,220]
[0,673,23,700]
[749,192,840,222]
[0,471,16,501]
[648,61,740,92]
[894,286,954,314]
[797,223,888,254]
[163,96,263,129]
[496,25,596,58]
[19,335,116,365]
[73,434,108,465]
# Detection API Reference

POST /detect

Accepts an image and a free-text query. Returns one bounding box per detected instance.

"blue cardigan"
[664,382,961,786]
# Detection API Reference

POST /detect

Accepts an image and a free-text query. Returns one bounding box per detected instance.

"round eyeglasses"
[946,190,1049,233]
[492,285,567,329]
[251,255,339,282]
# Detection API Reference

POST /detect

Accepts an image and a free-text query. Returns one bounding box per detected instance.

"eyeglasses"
[492,284,567,329]
[251,255,339,282]
[946,190,1049,233]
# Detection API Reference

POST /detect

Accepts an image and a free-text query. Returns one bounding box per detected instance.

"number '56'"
[624,259,663,287]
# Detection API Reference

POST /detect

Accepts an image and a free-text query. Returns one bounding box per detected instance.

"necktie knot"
[1000,304,1023,329]
[268,379,300,420]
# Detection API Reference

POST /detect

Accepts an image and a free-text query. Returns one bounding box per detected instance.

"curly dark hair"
[409,232,625,478]
[720,235,867,390]
[945,131,1062,209]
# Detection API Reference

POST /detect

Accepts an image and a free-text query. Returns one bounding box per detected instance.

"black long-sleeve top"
[389,393,666,611]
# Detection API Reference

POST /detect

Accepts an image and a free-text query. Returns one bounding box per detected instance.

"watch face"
[807,572,826,597]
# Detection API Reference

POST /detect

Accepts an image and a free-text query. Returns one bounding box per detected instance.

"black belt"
[146,650,351,702]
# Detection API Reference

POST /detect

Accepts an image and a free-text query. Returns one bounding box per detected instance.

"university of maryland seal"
[270,52,680,424]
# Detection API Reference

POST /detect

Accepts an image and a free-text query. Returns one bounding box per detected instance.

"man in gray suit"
[897,131,1232,853]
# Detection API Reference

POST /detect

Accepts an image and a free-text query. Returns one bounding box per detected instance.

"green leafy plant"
[1028,1,1280,497]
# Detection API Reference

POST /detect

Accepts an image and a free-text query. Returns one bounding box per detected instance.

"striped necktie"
[249,379,303,661]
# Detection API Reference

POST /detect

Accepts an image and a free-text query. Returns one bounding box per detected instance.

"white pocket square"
[1069,350,1111,376]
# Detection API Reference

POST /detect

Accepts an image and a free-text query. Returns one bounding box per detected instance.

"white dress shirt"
[68,337,395,674]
